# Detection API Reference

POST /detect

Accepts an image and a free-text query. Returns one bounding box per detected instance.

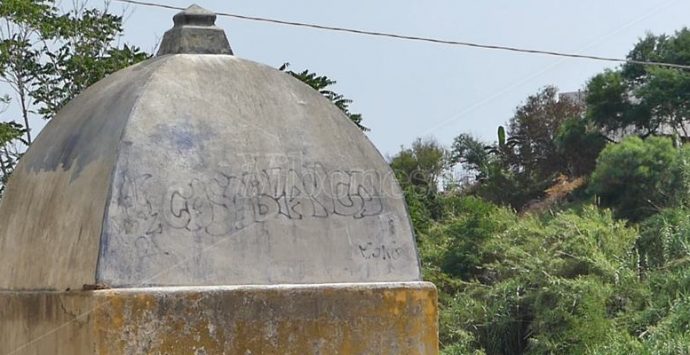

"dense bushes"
[409,186,690,353]
[394,128,690,353]
[392,29,690,353]
[389,131,690,353]
[485,207,638,354]
[639,208,690,269]
[589,136,690,221]
[435,196,514,281]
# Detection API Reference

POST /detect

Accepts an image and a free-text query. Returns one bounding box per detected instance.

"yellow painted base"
[1,282,438,354]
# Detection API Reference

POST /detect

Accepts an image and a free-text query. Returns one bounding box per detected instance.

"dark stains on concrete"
[18,56,169,180]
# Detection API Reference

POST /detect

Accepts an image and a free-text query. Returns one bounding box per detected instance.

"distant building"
[559,90,585,107]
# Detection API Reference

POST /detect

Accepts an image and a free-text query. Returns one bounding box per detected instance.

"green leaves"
[0,121,26,145]
[450,133,489,175]
[587,28,690,138]
[390,137,447,192]
[0,0,55,29]
[554,117,607,176]
[0,121,26,197]
[279,63,368,131]
[435,196,515,281]
[585,70,634,133]
[28,8,150,119]
[589,136,688,221]
[449,86,586,210]
[639,208,690,270]
[423,25,690,355]
[508,86,584,182]
[0,0,150,196]
[426,202,640,354]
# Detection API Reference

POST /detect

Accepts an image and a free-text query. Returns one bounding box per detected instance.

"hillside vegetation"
[390,28,690,354]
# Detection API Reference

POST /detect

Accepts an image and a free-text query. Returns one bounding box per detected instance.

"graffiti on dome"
[111,163,387,238]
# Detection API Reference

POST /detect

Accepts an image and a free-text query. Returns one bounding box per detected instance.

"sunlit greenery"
[391,27,690,354]
[5,2,690,353]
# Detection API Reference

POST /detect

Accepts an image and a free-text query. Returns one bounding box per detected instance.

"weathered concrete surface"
[1,282,438,354]
[0,8,437,354]
[157,5,233,56]
[98,54,421,287]
[0,52,420,289]
[0,57,170,291]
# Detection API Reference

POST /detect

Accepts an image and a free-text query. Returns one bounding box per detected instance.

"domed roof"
[0,5,420,290]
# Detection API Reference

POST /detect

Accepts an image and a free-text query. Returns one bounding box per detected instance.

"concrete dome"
[0,6,420,290]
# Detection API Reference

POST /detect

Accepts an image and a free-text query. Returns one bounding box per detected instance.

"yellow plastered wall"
[1,282,438,354]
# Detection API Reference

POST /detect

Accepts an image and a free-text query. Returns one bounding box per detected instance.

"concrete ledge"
[1,282,438,354]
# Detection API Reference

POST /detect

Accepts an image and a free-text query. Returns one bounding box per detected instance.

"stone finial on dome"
[156,4,233,56]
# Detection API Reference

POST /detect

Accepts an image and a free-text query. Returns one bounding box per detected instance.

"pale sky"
[8,0,690,156]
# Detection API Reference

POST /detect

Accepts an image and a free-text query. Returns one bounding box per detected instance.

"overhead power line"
[114,0,690,70]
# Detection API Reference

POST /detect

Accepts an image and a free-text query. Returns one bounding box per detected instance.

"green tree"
[0,0,149,196]
[589,136,689,221]
[279,63,367,131]
[639,208,690,271]
[507,86,584,181]
[390,137,447,192]
[450,87,585,210]
[0,121,25,196]
[626,208,690,353]
[586,28,690,138]
[390,137,448,220]
[554,117,607,177]
[435,206,640,354]
[450,133,489,175]
[435,196,514,281]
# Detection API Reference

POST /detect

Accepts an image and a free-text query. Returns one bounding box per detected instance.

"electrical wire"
[113,0,690,70]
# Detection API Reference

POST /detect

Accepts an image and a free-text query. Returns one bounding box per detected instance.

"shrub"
[436,196,515,280]
[437,206,640,354]
[589,136,689,222]
[639,208,690,270]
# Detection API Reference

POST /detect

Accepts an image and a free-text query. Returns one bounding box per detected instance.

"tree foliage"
[639,208,690,270]
[390,137,448,220]
[422,202,641,354]
[4,4,690,353]
[554,117,607,177]
[589,136,689,221]
[450,133,488,176]
[279,63,368,131]
[390,137,447,192]
[507,86,584,181]
[409,25,690,354]
[0,0,149,196]
[450,87,584,210]
[586,28,690,138]
[0,121,25,196]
